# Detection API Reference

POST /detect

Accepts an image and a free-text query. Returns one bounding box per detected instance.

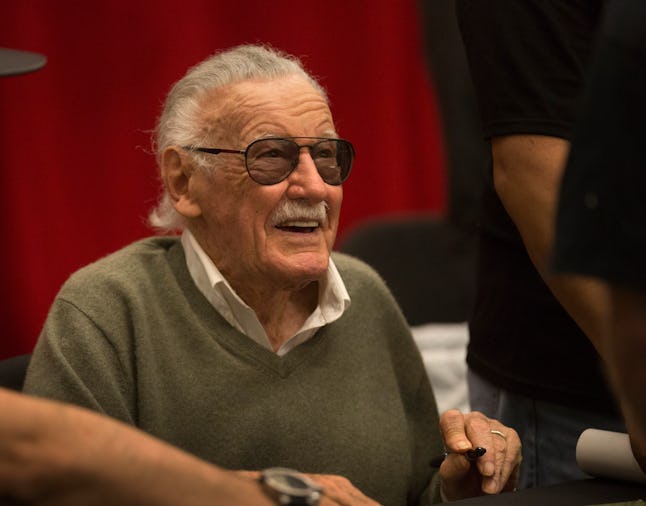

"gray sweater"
[25,237,442,505]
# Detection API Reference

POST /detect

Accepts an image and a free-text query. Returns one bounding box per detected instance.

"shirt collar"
[181,229,350,355]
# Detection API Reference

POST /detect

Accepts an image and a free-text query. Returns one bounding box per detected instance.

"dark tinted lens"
[246,138,298,184]
[311,139,354,185]
[245,138,354,185]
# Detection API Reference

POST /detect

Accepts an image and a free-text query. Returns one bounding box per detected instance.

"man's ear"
[161,147,202,218]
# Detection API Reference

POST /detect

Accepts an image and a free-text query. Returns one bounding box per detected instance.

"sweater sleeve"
[404,346,443,505]
[413,377,443,505]
[24,296,136,424]
[334,252,444,504]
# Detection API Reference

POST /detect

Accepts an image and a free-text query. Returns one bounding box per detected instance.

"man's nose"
[285,150,328,199]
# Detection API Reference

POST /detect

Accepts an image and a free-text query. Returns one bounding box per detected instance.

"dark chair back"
[0,353,31,391]
[338,215,477,325]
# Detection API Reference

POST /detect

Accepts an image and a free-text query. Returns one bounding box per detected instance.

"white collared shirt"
[181,229,351,356]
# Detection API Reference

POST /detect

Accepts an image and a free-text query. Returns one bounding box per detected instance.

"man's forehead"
[199,77,333,140]
[221,77,326,111]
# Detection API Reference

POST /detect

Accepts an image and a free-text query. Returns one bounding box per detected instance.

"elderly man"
[24,44,520,504]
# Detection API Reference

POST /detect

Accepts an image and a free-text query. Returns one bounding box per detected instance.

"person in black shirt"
[456,0,626,487]
[553,0,646,473]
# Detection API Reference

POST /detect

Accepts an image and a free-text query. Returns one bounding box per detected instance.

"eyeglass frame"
[181,136,355,186]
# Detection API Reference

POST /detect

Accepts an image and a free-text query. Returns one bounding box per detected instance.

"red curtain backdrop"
[0,1,446,359]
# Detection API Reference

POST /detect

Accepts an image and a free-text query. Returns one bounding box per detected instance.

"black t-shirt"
[554,0,646,292]
[456,0,619,412]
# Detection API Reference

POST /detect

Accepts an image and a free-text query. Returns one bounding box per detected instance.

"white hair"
[148,44,328,233]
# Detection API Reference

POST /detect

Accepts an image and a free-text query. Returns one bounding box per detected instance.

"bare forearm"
[491,134,608,351]
[0,389,271,506]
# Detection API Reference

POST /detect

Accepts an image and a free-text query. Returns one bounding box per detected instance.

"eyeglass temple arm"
[182,147,245,155]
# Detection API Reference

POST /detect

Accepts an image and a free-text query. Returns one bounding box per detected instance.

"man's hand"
[438,409,522,500]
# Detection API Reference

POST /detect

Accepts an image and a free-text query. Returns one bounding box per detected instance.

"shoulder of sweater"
[331,251,394,297]
[64,236,181,287]
[331,251,383,282]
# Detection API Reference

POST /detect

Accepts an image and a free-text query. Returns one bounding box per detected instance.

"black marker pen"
[430,447,487,467]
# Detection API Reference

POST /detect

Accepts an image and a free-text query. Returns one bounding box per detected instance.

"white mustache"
[270,200,329,227]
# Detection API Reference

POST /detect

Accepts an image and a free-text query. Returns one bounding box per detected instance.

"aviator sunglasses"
[183,137,355,186]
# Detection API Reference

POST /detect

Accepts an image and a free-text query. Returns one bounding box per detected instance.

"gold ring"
[490,429,506,440]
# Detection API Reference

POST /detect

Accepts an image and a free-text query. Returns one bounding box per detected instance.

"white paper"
[576,429,646,484]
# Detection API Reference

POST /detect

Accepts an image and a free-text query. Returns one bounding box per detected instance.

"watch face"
[261,467,323,505]
[268,473,311,490]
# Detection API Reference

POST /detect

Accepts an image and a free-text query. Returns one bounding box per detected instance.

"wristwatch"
[260,467,323,505]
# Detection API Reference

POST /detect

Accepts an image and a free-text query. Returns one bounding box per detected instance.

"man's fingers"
[439,410,524,498]
[440,409,472,451]
[305,474,382,506]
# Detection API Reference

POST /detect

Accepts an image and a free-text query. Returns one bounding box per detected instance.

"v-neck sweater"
[24,237,442,505]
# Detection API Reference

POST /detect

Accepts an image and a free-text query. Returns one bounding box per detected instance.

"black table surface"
[450,478,646,505]
[2,478,645,505]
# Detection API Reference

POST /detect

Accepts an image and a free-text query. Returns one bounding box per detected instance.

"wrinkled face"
[181,75,343,292]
